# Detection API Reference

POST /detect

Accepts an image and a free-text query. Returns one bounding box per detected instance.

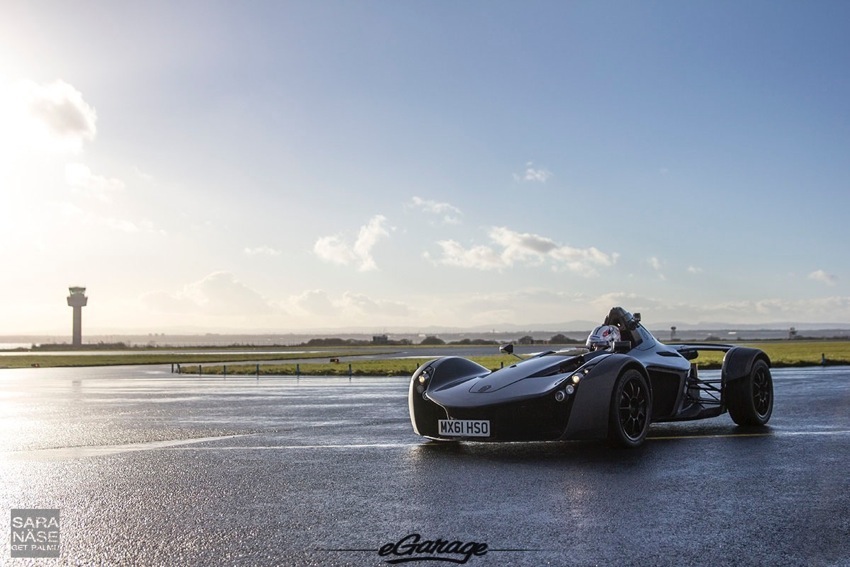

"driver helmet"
[586,325,620,351]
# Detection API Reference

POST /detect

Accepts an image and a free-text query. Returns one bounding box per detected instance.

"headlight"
[417,366,432,385]
[555,384,576,402]
[570,373,581,385]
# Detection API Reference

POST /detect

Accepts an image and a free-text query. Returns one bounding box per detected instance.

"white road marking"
[7,428,850,460]
[3,434,248,460]
[650,429,850,441]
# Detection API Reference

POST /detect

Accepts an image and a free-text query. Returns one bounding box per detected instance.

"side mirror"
[625,312,641,330]
[500,343,523,361]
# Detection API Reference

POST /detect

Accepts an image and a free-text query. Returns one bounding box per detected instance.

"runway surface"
[1,365,849,566]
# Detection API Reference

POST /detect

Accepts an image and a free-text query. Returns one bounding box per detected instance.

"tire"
[727,359,773,426]
[608,369,652,448]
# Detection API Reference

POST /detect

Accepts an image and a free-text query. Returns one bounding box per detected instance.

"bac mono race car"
[409,307,773,447]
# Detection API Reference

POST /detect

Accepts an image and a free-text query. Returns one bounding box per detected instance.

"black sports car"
[409,307,773,447]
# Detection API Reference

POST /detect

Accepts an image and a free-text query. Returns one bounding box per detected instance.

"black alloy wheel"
[728,359,773,426]
[609,369,651,448]
[752,363,772,418]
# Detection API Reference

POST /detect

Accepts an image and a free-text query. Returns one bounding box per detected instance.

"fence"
[171,362,358,378]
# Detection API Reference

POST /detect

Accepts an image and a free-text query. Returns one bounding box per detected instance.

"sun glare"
[0,78,94,250]
[0,82,27,157]
[0,83,37,241]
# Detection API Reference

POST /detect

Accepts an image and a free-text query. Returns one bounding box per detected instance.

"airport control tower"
[67,286,88,347]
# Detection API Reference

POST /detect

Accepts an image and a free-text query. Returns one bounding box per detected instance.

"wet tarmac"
[1,365,849,566]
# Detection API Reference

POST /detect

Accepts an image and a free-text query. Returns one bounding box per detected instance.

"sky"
[1,0,849,335]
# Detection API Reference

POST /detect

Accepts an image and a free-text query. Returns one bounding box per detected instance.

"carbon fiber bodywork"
[409,307,774,445]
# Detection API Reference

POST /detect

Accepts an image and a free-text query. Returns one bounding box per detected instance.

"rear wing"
[668,343,735,361]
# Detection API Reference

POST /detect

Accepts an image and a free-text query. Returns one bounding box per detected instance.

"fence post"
[349,363,352,380]
[223,365,227,379]
[296,364,300,377]
[198,364,202,376]
[256,364,260,379]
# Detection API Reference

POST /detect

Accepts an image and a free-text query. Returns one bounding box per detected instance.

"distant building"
[372,334,389,345]
[67,286,88,347]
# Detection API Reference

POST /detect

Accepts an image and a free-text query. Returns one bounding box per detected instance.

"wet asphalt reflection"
[1,365,849,566]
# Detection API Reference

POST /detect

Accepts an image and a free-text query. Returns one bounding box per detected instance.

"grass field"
[0,348,393,370]
[683,341,849,368]
[3,341,846,375]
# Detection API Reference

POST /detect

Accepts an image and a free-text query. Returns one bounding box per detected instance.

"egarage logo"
[321,532,545,563]
[379,533,488,564]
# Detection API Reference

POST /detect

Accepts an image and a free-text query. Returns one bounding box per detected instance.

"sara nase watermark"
[10,509,60,558]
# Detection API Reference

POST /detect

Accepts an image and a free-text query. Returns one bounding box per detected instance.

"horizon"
[3,319,850,341]
[2,2,849,334]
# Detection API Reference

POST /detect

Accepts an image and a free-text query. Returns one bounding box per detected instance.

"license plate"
[438,419,490,438]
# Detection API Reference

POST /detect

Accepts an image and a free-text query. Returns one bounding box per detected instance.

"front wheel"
[727,359,773,426]
[608,369,652,448]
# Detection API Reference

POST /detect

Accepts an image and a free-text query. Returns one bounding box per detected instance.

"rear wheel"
[727,359,773,426]
[608,369,651,448]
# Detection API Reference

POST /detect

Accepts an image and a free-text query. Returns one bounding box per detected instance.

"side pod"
[561,354,646,440]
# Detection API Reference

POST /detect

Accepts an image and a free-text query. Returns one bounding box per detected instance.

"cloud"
[514,162,552,183]
[687,266,703,274]
[104,217,142,233]
[38,197,164,236]
[408,196,462,224]
[431,240,505,271]
[431,226,617,275]
[101,216,165,235]
[582,294,850,326]
[648,256,666,280]
[808,270,837,286]
[244,246,281,256]
[701,297,850,322]
[590,292,653,313]
[337,291,411,319]
[314,215,390,271]
[65,163,125,201]
[421,289,849,330]
[3,80,98,153]
[141,272,275,317]
[288,289,338,318]
[445,288,587,327]
[286,289,411,323]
